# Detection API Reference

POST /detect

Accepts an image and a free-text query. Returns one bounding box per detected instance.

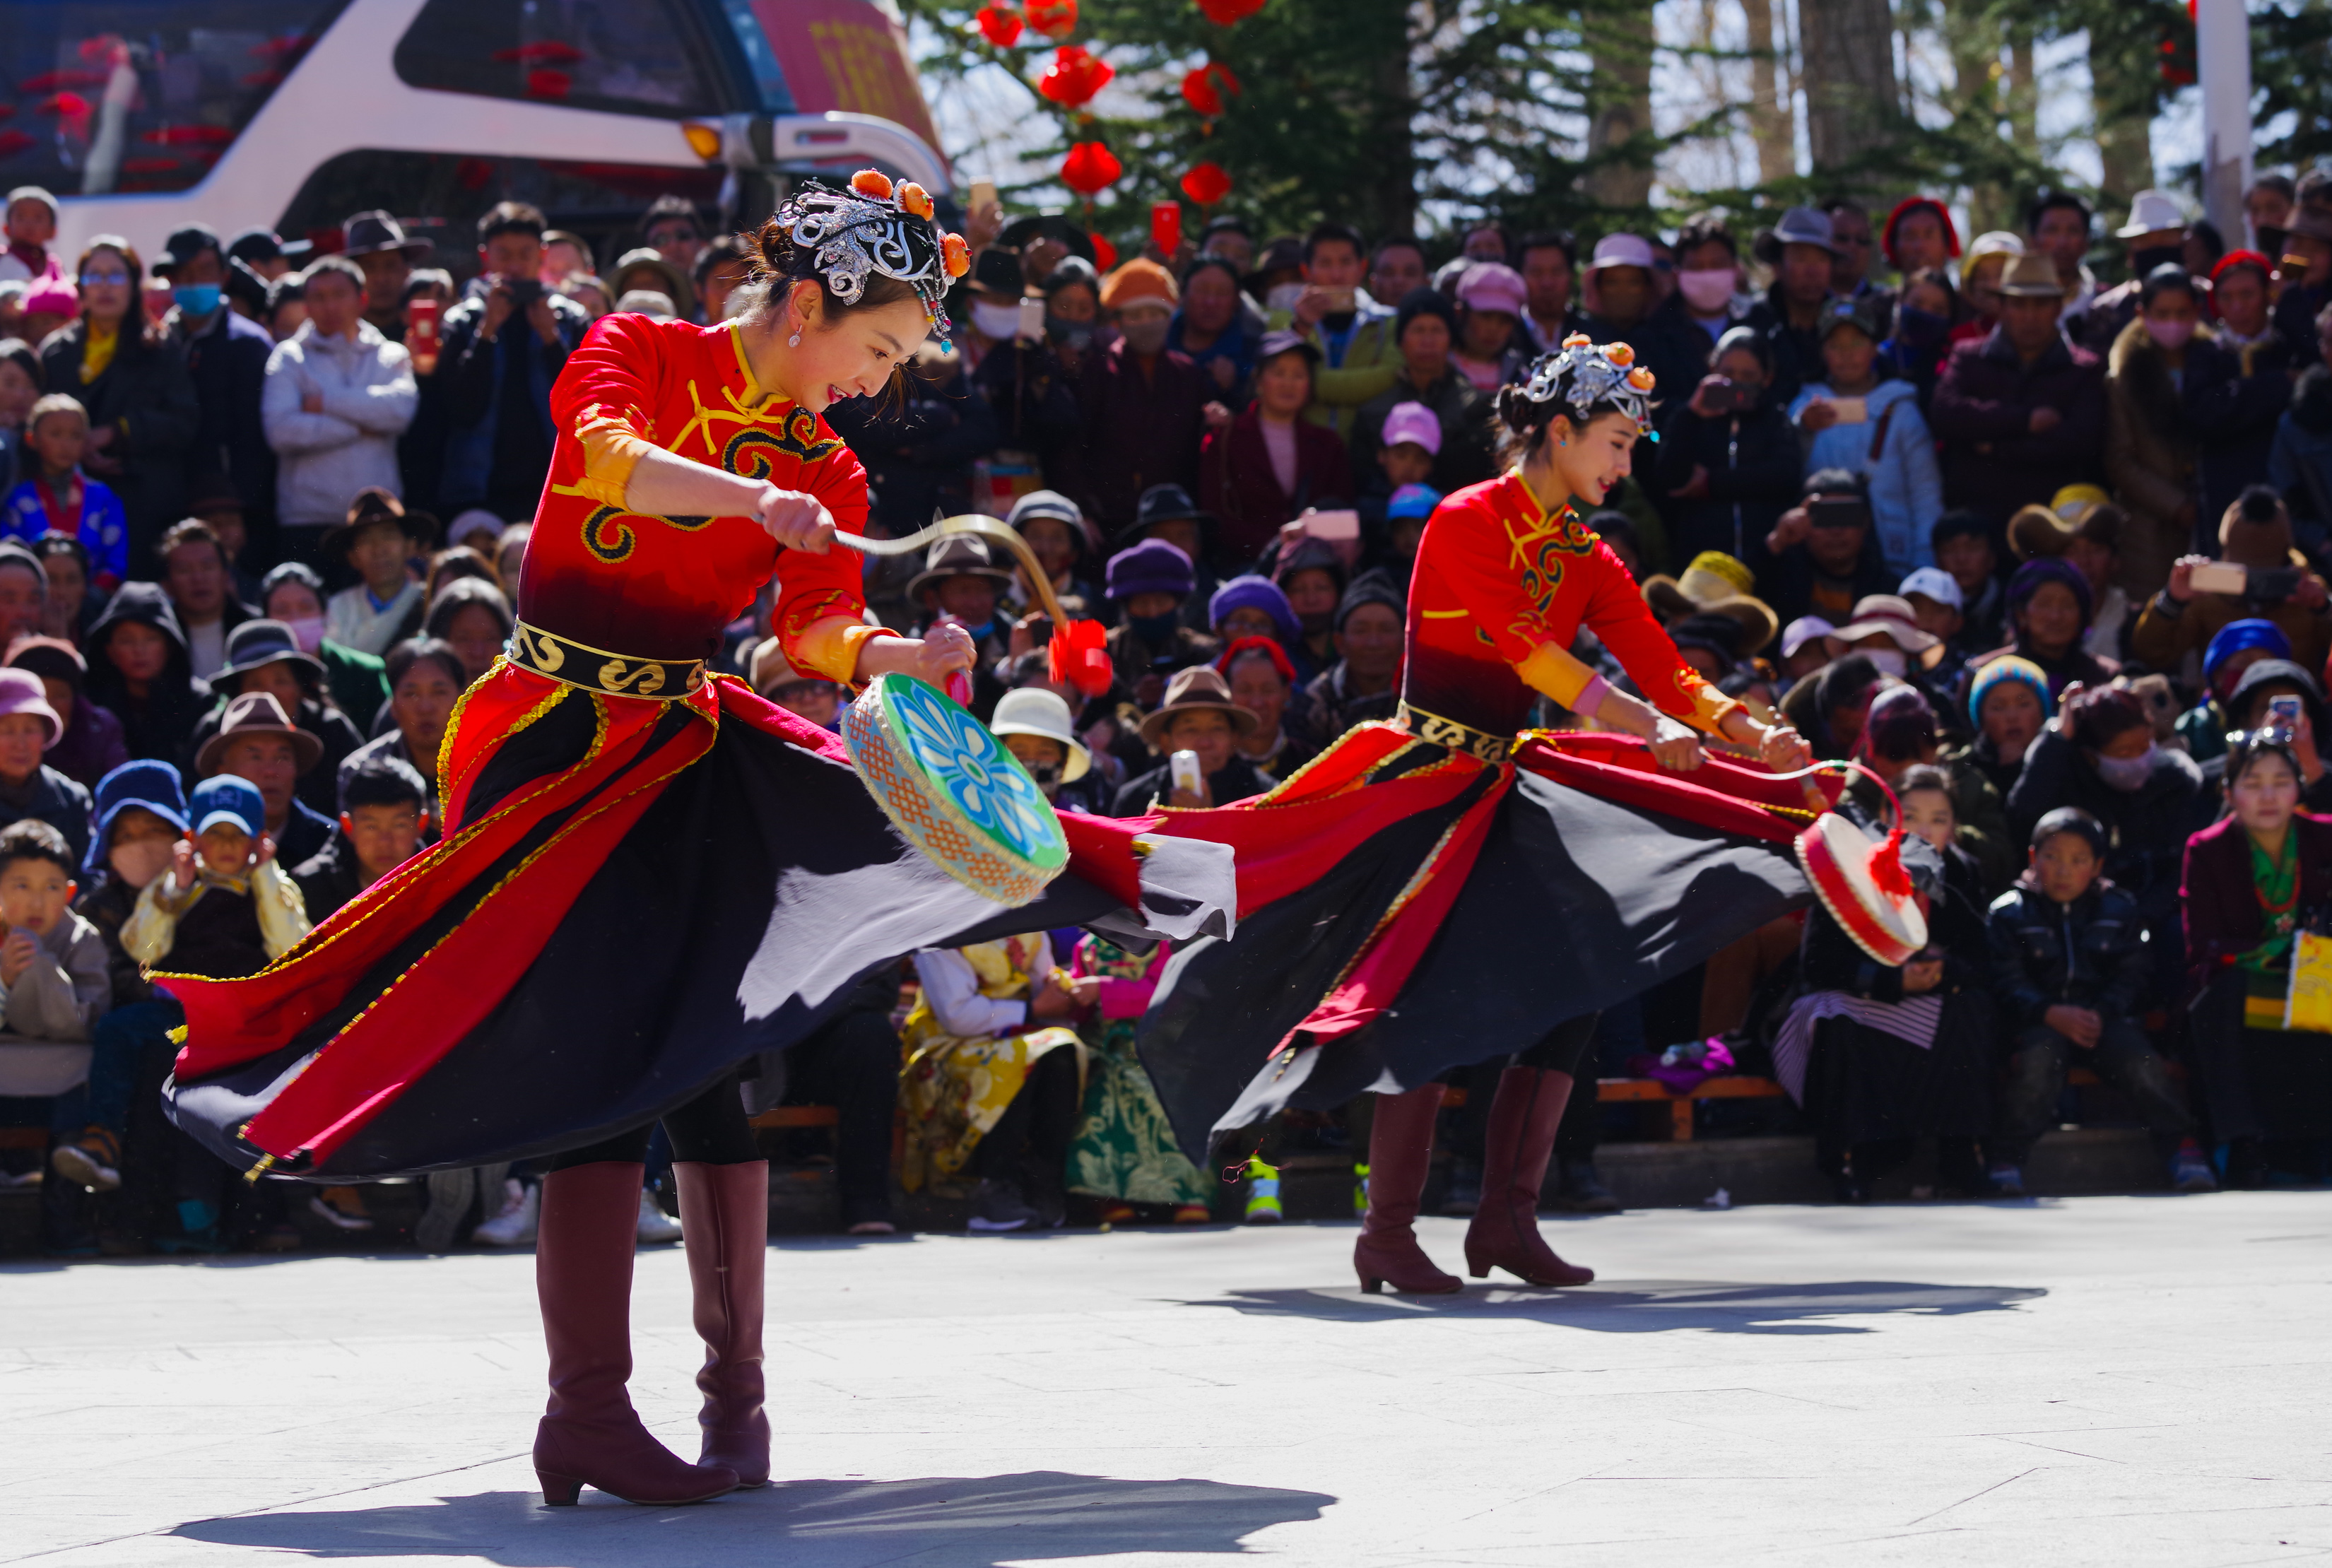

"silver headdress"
[775,172,967,347]
[1517,334,1659,439]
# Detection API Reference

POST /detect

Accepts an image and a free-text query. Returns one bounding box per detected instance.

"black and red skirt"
[163,661,1232,1181]
[1136,722,1826,1157]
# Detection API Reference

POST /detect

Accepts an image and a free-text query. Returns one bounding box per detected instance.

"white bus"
[4,0,950,268]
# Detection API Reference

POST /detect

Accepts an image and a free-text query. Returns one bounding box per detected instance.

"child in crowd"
[1984,806,2216,1197]
[322,489,429,658]
[1931,510,2004,654]
[1791,298,1942,579]
[0,186,59,285]
[0,815,111,1139]
[292,754,429,924]
[1358,400,1441,527]
[1061,932,1213,1225]
[3,394,128,589]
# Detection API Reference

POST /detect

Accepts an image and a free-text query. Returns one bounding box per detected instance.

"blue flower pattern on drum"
[890,678,1061,860]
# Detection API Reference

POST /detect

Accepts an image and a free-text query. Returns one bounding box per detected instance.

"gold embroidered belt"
[510,621,707,699]
[1396,702,1513,765]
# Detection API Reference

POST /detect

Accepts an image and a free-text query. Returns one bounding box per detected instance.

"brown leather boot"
[674,1160,770,1487]
[531,1161,740,1506]
[1464,1067,1594,1287]
[1353,1083,1461,1295]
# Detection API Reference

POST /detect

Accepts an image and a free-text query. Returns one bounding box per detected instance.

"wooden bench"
[1597,1075,1789,1141]
[747,1106,840,1131]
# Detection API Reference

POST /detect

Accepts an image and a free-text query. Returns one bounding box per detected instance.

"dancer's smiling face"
[1548,409,1639,505]
[774,280,931,413]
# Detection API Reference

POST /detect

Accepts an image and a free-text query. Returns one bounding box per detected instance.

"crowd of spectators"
[4,163,2332,1251]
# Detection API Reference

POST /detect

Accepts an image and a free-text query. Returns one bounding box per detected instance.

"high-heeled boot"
[675,1160,770,1486]
[1464,1067,1594,1287]
[531,1161,740,1506]
[1352,1083,1461,1295]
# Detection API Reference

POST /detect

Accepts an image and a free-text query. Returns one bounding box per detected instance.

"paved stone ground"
[5,1192,2329,1567]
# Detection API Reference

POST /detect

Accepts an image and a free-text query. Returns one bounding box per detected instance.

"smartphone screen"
[1827,396,1868,423]
[2190,560,2249,596]
[1150,200,1182,257]
[406,297,441,375]
[1302,509,1362,543]
[970,177,998,213]
[1170,749,1203,795]
[2270,695,2304,729]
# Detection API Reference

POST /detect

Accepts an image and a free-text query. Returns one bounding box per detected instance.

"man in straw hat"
[1112,665,1264,816]
[1930,251,2106,528]
[2008,484,2131,661]
[988,685,1106,813]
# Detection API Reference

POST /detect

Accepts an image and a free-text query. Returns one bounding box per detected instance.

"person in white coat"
[1790,297,1943,579]
[261,255,418,564]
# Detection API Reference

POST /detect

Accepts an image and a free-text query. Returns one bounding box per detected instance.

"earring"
[787,327,802,348]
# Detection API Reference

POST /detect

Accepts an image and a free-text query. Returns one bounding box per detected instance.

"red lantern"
[1196,0,1266,23]
[1059,140,1121,197]
[1179,61,1241,117]
[1090,231,1117,270]
[974,5,1023,47]
[1027,0,1077,39]
[1179,160,1232,205]
[1037,45,1112,110]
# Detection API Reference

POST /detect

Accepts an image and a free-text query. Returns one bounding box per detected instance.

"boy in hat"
[0,187,59,286]
[1358,400,1441,526]
[322,488,430,656]
[909,534,1016,721]
[1104,537,1219,707]
[1899,565,1970,699]
[5,394,129,589]
[293,753,430,924]
[1376,483,1442,584]
[1111,665,1265,815]
[48,758,190,1206]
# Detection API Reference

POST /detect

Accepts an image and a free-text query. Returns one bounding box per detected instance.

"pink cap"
[1456,261,1527,316]
[1380,401,1442,455]
[0,667,61,748]
[20,276,76,318]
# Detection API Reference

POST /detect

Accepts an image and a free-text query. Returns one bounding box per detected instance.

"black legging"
[970,1046,1080,1180]
[1515,1010,1598,1076]
[546,1072,761,1171]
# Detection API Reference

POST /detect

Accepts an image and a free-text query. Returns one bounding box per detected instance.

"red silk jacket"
[524,312,876,676]
[1403,471,1738,738]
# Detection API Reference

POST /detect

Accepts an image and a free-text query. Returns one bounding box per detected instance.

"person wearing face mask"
[259,561,389,730]
[1062,260,1217,536]
[154,225,276,556]
[1101,537,1219,706]
[1876,268,1959,410]
[2076,191,2190,358]
[988,685,1107,813]
[2102,265,2208,592]
[1666,214,1755,348]
[965,249,1083,486]
[2006,681,2204,1011]
[1822,593,1955,716]
[1578,232,1709,411]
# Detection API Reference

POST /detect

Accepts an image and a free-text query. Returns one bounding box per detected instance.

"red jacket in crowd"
[1199,407,1354,565]
[1065,341,1211,535]
[1928,324,2107,526]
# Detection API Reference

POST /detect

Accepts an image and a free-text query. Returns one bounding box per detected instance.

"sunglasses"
[81,269,131,286]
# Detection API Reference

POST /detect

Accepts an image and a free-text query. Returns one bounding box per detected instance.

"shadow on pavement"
[172,1470,1336,1564]
[1180,1279,2045,1333]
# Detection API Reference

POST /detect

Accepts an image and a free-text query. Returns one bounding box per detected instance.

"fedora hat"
[339,210,432,262]
[0,666,61,748]
[610,247,689,305]
[319,487,438,565]
[1640,551,1779,656]
[213,618,326,689]
[196,690,324,777]
[1825,594,1944,670]
[2115,189,2187,240]
[2009,484,2124,560]
[989,686,1092,782]
[1138,664,1258,748]
[907,534,1015,603]
[1753,206,1838,265]
[1999,252,2068,298]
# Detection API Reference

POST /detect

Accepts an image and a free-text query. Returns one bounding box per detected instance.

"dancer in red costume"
[1138,336,1822,1295]
[161,173,1230,1505]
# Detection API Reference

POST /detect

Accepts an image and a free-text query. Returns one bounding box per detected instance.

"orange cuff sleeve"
[1514,642,1601,709]
[1683,683,1745,736]
[573,403,654,509]
[789,617,884,684]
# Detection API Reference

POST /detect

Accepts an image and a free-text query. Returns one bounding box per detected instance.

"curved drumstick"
[831,513,1071,631]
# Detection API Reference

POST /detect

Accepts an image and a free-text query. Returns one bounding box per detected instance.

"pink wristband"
[1572,674,1610,716]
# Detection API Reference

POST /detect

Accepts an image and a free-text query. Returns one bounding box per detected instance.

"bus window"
[278,149,724,278]
[0,0,353,196]
[394,0,732,119]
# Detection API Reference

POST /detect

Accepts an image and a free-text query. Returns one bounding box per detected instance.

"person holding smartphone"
[1139,337,1818,1298]
[1651,325,1802,566]
[435,202,589,523]
[1790,297,1942,579]
[2133,485,2332,681]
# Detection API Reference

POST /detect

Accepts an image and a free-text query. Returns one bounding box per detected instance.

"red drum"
[1796,812,1928,967]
